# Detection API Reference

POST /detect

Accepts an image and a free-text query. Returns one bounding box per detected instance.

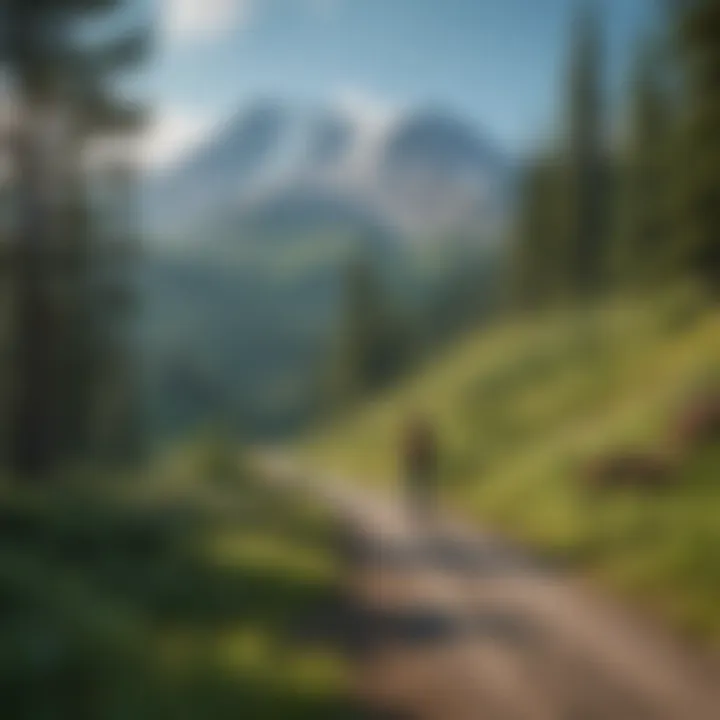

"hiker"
[402,413,439,520]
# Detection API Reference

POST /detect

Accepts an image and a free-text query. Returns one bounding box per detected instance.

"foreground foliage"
[0,441,349,718]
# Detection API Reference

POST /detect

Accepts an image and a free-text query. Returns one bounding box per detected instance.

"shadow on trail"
[297,527,543,659]
[300,601,540,655]
[342,530,536,578]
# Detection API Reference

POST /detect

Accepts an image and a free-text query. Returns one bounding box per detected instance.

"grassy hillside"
[303,287,720,642]
[0,441,350,718]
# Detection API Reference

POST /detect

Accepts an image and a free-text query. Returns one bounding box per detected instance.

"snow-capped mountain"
[144,99,510,243]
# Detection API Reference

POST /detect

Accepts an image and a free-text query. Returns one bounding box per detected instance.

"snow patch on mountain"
[144,98,510,242]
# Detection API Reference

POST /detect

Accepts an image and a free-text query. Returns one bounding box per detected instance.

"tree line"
[329,0,720,421]
[511,0,720,309]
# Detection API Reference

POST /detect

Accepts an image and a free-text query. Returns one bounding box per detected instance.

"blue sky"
[143,0,659,168]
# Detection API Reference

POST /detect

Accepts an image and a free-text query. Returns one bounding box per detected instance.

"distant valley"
[139,100,511,439]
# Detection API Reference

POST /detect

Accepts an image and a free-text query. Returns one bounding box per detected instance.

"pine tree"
[63,39,147,463]
[614,40,674,287]
[3,0,147,476]
[512,151,565,309]
[561,1,608,299]
[676,0,720,291]
[330,253,402,409]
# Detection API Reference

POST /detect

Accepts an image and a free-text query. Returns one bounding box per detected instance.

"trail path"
[264,457,720,720]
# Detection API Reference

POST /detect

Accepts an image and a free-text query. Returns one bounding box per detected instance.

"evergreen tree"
[330,253,403,409]
[561,1,608,299]
[3,0,147,476]
[676,0,720,291]
[512,152,565,309]
[614,40,674,287]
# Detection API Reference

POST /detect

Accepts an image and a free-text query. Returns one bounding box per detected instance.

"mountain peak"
[145,99,509,241]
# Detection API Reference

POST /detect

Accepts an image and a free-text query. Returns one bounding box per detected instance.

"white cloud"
[140,106,216,170]
[160,0,341,45]
[161,0,254,45]
[81,107,211,174]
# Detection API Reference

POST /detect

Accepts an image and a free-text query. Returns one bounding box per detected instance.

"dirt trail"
[264,457,720,720]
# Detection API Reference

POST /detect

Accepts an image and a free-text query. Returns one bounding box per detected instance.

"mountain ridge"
[144,99,511,244]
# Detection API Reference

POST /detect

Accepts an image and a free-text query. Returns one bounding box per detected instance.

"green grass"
[0,438,351,719]
[303,286,720,642]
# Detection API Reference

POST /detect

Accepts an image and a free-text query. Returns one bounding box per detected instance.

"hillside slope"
[303,289,720,641]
